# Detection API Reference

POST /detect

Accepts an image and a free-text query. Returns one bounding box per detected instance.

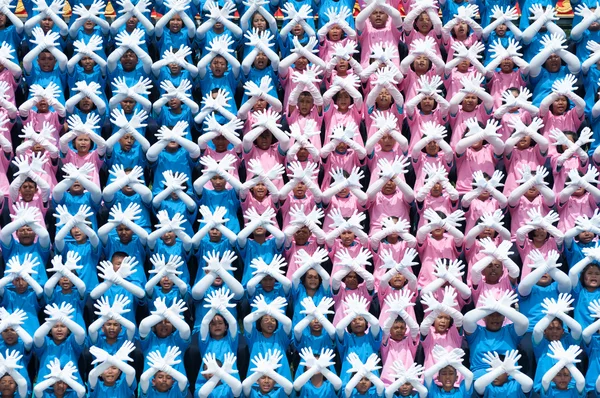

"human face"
[382,179,397,195]
[484,312,505,331]
[356,377,372,394]
[461,94,478,112]
[335,90,352,111]
[258,376,275,393]
[252,183,268,200]
[260,315,277,335]
[161,231,176,246]
[413,55,430,74]
[303,269,321,290]
[0,375,17,396]
[101,367,121,387]
[532,228,548,244]
[416,12,432,33]
[252,98,268,112]
[553,368,572,390]
[340,230,356,246]
[253,52,269,69]
[155,319,174,338]
[379,133,396,151]
[119,133,135,152]
[260,275,276,292]
[545,54,562,73]
[209,315,227,339]
[438,367,457,391]
[425,140,440,156]
[160,275,174,292]
[398,382,414,396]
[116,224,133,244]
[453,21,468,39]
[293,181,307,198]
[492,372,509,386]
[16,225,36,245]
[293,226,310,245]
[0,13,7,28]
[309,318,323,333]
[376,88,392,110]
[430,182,443,197]
[327,25,343,41]
[41,17,54,32]
[584,266,600,289]
[482,260,503,284]
[58,275,73,292]
[578,231,595,244]
[83,18,96,32]
[420,96,435,113]
[552,95,568,115]
[351,316,367,335]
[126,15,138,31]
[212,135,230,152]
[500,58,515,73]
[256,131,273,150]
[433,313,452,333]
[389,273,406,289]
[12,276,29,294]
[336,58,349,75]
[102,319,122,340]
[208,227,222,242]
[390,320,407,341]
[369,9,388,28]
[344,271,359,289]
[153,371,174,392]
[80,56,96,73]
[211,175,226,191]
[516,135,532,150]
[495,23,507,37]
[78,97,94,114]
[169,15,183,33]
[120,50,138,71]
[298,94,314,116]
[544,319,565,341]
[252,13,267,31]
[168,97,182,111]
[120,98,136,114]
[38,51,57,72]
[51,322,69,342]
[74,134,92,154]
[1,328,18,345]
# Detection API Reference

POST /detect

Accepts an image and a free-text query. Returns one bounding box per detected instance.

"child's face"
[168,97,182,111]
[544,319,565,342]
[553,368,572,391]
[116,224,133,244]
[58,276,73,292]
[500,58,515,73]
[80,56,96,72]
[379,134,396,151]
[17,225,36,245]
[340,230,355,246]
[155,319,174,338]
[1,328,18,345]
[260,315,277,335]
[120,98,136,114]
[209,228,222,242]
[37,98,50,112]
[350,316,367,334]
[295,56,309,71]
[335,91,352,111]
[51,322,69,342]
[211,175,227,191]
[327,25,343,41]
[101,366,121,386]
[438,367,458,390]
[461,94,478,112]
[260,275,276,292]
[584,266,600,289]
[552,96,568,115]
[382,180,397,195]
[376,88,392,109]
[430,181,443,197]
[71,226,87,243]
[53,381,68,395]
[293,181,307,198]
[298,94,314,116]
[495,23,507,36]
[433,314,452,333]
[492,372,509,387]
[398,382,414,396]
[453,21,468,38]
[256,131,273,150]
[416,13,432,33]
[413,55,430,74]
[169,15,183,33]
[210,56,228,77]
[291,23,305,36]
[0,13,6,28]
[336,58,349,74]
[420,96,435,113]
[209,315,227,338]
[102,320,122,340]
[389,320,407,340]
[343,271,359,289]
[168,62,182,75]
[425,140,440,156]
[303,269,320,290]
[37,51,56,72]
[356,377,372,394]
[294,226,311,245]
[369,9,388,28]
[431,227,445,239]
[258,376,275,394]
[338,187,350,197]
[335,141,349,153]
[389,273,406,289]
[538,272,553,286]
[161,231,176,246]
[253,52,269,70]
[252,13,267,31]
[212,135,230,152]
[75,134,92,153]
[152,371,175,393]
[160,275,174,292]
[12,276,29,294]
[309,318,323,333]
[516,135,532,150]
[252,98,268,113]
[252,183,268,200]
[457,59,471,73]
[119,133,135,152]
[482,260,503,284]
[578,231,595,244]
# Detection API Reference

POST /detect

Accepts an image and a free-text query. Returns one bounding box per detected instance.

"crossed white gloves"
[140,346,188,393]
[344,353,385,398]
[89,295,136,342]
[199,353,242,398]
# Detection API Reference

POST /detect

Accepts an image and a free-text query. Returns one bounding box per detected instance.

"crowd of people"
[2,0,600,396]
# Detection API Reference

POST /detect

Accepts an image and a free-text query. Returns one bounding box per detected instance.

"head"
[413,55,431,74]
[484,311,505,332]
[12,277,29,295]
[553,367,572,390]
[528,228,549,245]
[327,24,344,41]
[544,318,565,341]
[297,91,315,116]
[550,95,569,115]
[437,366,457,391]
[102,319,122,340]
[419,95,437,114]
[120,98,136,114]
[16,225,36,246]
[251,12,267,31]
[210,55,228,77]
[79,56,96,73]
[452,21,469,39]
[461,94,479,112]
[495,22,508,37]
[253,52,269,70]
[582,264,600,289]
[544,53,562,73]
[208,227,222,243]
[333,90,353,112]
[482,260,503,284]
[251,182,268,201]
[255,130,274,150]
[210,174,226,191]
[294,224,311,244]
[356,376,373,394]
[350,316,368,335]
[257,314,278,336]
[74,134,92,154]
[433,313,453,333]
[258,375,275,393]
[209,314,228,339]
[58,275,74,292]
[415,12,432,33]
[51,322,70,342]
[120,49,138,71]
[152,371,175,392]
[101,366,121,387]
[301,269,322,291]
[0,375,17,397]
[168,14,183,32]
[116,224,133,244]
[424,139,440,156]
[260,275,276,292]
[40,17,54,32]
[500,57,516,74]
[389,317,407,341]
[376,87,393,110]
[369,8,388,28]
[1,327,18,346]
[119,133,135,152]
[154,319,175,338]
[37,50,57,72]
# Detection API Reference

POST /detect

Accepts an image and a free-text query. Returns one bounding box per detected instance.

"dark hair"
[549,95,571,116]
[21,177,37,188]
[111,252,128,263]
[332,90,354,106]
[581,263,600,287]
[528,227,549,241]
[256,315,279,333]
[300,270,322,287]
